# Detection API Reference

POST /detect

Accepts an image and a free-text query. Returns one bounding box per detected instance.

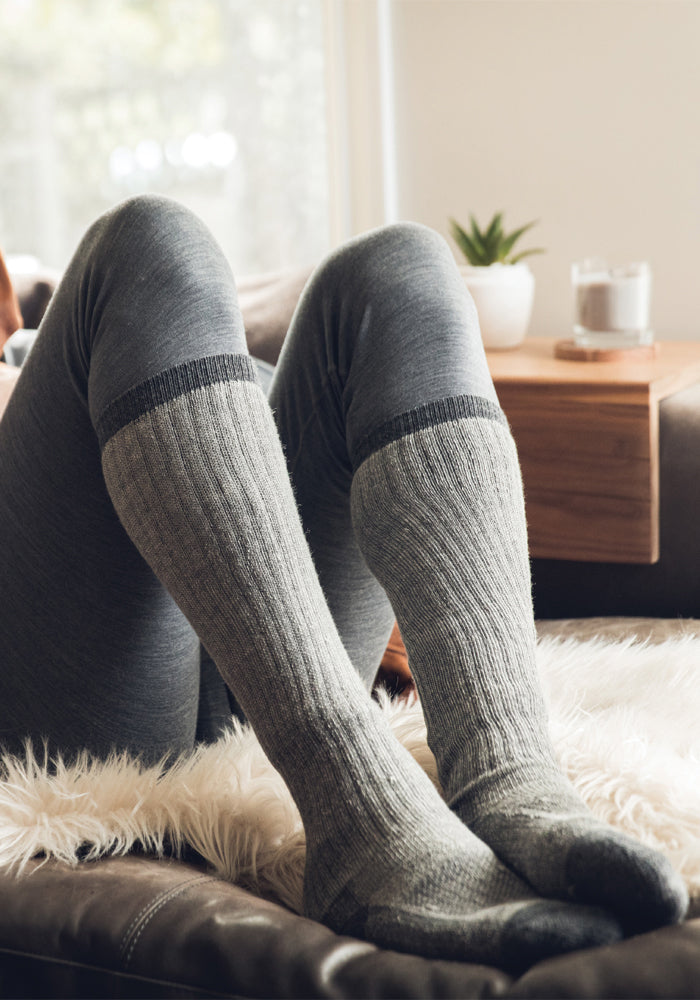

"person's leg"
[268,224,498,686]
[274,222,686,934]
[0,196,625,968]
[0,195,247,763]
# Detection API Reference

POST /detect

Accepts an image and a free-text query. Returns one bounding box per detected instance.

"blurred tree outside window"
[0,0,331,275]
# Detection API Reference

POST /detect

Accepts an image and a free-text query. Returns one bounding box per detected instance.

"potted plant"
[449,212,544,349]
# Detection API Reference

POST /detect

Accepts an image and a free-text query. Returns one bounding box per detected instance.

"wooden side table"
[487,338,700,564]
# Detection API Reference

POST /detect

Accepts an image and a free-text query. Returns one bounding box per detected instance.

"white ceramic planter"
[459,262,535,349]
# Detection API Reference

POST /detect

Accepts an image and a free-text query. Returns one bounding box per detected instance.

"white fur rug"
[2,635,700,915]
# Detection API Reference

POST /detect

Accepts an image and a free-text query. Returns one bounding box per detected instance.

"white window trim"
[323,0,398,243]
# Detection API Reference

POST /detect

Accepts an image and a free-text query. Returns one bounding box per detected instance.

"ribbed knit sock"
[350,395,688,934]
[98,357,623,969]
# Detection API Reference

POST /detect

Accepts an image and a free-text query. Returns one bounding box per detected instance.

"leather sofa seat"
[1,852,699,999]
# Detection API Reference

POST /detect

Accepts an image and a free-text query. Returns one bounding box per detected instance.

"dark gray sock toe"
[501,900,623,973]
[565,830,689,932]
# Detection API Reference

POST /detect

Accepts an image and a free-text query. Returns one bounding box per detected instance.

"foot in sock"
[350,397,689,934]
[101,363,621,968]
[461,775,688,935]
[301,748,623,972]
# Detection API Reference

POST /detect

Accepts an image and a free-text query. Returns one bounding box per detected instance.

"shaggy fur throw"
[2,635,700,915]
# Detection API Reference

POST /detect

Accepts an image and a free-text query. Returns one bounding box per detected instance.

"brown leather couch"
[2,844,700,999]
[4,271,700,998]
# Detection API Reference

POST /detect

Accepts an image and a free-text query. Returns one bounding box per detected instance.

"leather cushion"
[1,854,700,999]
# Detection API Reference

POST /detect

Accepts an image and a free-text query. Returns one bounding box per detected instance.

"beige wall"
[389,0,700,340]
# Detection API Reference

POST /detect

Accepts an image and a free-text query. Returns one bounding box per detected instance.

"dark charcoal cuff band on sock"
[95,353,259,450]
[352,395,508,471]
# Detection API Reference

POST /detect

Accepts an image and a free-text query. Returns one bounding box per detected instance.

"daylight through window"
[0,0,331,275]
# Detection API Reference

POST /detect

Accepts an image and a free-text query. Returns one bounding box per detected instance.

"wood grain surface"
[488,338,700,564]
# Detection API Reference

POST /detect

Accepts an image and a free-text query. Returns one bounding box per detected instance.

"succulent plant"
[449,212,545,266]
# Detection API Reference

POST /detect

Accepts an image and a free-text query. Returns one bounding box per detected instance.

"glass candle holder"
[572,259,652,349]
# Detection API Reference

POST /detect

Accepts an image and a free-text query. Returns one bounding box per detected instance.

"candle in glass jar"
[572,260,652,349]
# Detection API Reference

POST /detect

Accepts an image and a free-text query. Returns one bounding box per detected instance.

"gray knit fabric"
[351,403,688,934]
[100,359,622,969]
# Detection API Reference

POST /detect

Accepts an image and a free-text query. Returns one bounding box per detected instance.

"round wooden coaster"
[554,338,659,362]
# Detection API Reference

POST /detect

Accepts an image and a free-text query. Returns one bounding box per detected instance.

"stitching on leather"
[120,874,220,968]
[119,874,211,959]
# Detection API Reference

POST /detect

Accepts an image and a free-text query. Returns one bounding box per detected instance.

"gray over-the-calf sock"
[350,395,688,934]
[98,356,622,969]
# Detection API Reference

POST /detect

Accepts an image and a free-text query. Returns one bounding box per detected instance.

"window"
[0,0,331,274]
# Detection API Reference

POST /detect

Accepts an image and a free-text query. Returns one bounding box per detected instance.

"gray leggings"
[0,195,495,762]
